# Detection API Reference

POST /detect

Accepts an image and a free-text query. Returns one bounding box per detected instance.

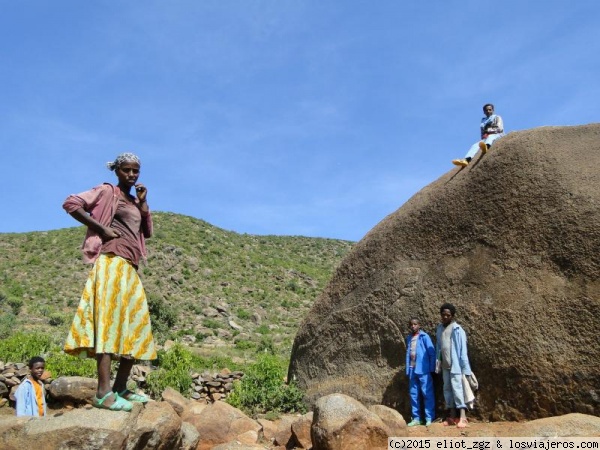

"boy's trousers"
[408,367,435,422]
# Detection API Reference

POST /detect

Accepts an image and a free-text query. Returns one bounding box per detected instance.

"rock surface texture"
[311,393,390,450]
[0,402,184,450]
[289,124,600,420]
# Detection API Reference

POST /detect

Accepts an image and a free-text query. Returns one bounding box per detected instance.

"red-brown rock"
[311,393,389,450]
[291,411,313,448]
[182,400,261,450]
[162,387,190,416]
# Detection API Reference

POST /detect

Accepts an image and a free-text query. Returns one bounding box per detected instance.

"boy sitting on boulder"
[452,103,504,167]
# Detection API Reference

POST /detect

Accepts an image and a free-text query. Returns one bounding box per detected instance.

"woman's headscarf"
[106,153,141,171]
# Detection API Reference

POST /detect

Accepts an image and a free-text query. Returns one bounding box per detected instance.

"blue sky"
[1,1,598,241]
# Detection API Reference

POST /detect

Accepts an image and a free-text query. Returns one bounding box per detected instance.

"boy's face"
[440,309,454,326]
[409,319,420,334]
[30,362,45,381]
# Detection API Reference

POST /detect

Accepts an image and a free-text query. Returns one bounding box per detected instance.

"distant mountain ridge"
[0,212,354,354]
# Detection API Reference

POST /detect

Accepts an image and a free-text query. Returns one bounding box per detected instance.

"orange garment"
[30,377,44,417]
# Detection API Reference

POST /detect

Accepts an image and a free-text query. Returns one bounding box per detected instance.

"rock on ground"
[291,412,313,449]
[182,399,261,450]
[48,376,97,405]
[0,402,183,450]
[311,393,390,450]
[273,414,298,447]
[369,404,407,436]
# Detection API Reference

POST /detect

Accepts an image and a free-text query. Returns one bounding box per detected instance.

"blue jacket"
[405,330,436,375]
[15,378,47,417]
[436,322,472,376]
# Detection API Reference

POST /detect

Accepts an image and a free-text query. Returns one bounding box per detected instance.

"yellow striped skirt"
[64,253,157,360]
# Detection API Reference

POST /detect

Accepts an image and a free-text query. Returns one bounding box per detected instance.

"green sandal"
[119,389,149,403]
[93,392,133,412]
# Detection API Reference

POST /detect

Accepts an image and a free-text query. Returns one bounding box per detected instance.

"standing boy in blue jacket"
[406,318,436,426]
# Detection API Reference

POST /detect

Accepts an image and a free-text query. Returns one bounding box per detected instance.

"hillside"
[0,212,353,357]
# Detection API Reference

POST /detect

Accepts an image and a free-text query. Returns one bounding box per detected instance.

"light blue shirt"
[436,322,472,376]
[15,378,47,417]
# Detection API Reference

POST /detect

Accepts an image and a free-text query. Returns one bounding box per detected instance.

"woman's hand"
[135,183,149,215]
[101,227,121,240]
[135,184,147,203]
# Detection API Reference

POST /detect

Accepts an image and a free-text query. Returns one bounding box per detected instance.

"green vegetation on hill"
[0,212,354,358]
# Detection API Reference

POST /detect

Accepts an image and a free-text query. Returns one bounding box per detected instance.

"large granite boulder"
[289,124,600,420]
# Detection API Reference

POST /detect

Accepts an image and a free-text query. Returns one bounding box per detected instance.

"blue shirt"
[15,378,47,417]
[405,330,436,375]
[436,322,472,375]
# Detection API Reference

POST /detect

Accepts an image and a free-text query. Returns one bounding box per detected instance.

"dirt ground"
[406,419,532,438]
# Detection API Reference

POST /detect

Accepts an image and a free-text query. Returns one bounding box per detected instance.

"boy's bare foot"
[457,418,469,428]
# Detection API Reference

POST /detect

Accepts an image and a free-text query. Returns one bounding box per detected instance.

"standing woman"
[63,153,157,411]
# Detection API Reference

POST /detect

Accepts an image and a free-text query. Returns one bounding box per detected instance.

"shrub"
[227,354,306,416]
[48,313,65,326]
[281,299,300,308]
[8,298,23,315]
[146,343,195,398]
[202,318,221,329]
[194,354,240,372]
[256,336,275,354]
[235,339,256,350]
[236,308,250,320]
[146,367,192,399]
[155,342,196,370]
[147,295,178,338]
[256,324,270,335]
[194,332,206,342]
[0,332,53,362]
[285,280,300,292]
[46,352,96,378]
[263,410,280,421]
[0,313,17,340]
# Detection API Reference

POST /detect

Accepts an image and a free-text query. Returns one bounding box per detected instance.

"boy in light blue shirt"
[436,303,472,428]
[15,356,47,417]
[452,103,505,167]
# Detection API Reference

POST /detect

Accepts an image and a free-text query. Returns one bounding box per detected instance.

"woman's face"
[116,162,140,188]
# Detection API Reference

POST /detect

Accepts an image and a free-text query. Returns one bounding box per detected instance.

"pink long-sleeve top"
[62,183,153,264]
